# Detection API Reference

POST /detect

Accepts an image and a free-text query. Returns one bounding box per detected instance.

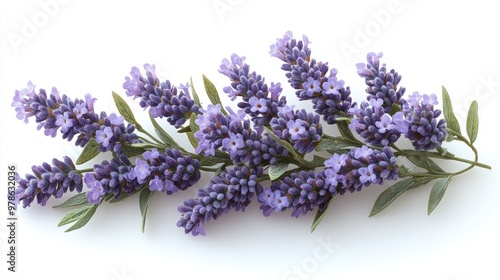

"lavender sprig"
[10,31,491,236]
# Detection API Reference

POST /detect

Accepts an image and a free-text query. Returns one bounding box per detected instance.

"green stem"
[76,168,93,174]
[397,149,490,170]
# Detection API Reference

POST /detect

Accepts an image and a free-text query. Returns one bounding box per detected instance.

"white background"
[1,1,499,279]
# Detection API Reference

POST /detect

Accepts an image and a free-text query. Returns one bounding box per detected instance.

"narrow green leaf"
[65,204,98,232]
[315,137,353,154]
[177,125,192,133]
[466,100,479,144]
[190,76,201,106]
[370,177,434,217]
[58,205,92,227]
[139,188,154,233]
[200,155,232,166]
[311,197,334,233]
[121,143,147,158]
[441,86,461,135]
[407,155,445,174]
[149,112,177,147]
[390,103,401,115]
[263,126,303,163]
[112,91,142,131]
[53,193,90,208]
[269,162,289,181]
[428,176,452,215]
[336,121,364,146]
[187,113,199,149]
[76,138,100,165]
[202,74,228,115]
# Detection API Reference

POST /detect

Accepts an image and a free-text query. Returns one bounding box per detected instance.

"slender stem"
[76,168,93,174]
[398,149,491,170]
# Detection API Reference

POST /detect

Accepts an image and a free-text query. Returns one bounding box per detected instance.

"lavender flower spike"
[123,64,200,128]
[177,166,263,236]
[16,156,83,208]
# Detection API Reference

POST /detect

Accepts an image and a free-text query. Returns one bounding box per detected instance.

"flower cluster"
[259,170,332,218]
[11,82,140,153]
[400,92,447,150]
[85,148,201,204]
[218,54,287,126]
[194,104,289,166]
[10,31,489,236]
[15,156,82,208]
[356,52,406,111]
[324,146,399,194]
[269,31,355,124]
[123,64,200,128]
[177,165,263,236]
[270,105,323,154]
[350,53,447,151]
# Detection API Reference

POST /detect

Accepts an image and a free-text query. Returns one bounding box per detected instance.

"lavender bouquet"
[10,32,491,236]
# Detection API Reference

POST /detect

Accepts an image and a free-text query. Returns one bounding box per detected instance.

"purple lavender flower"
[269,32,355,124]
[259,170,334,218]
[219,53,287,126]
[15,156,83,208]
[270,106,323,154]
[86,148,200,203]
[356,52,406,112]
[177,166,263,236]
[84,173,104,204]
[123,64,199,128]
[302,77,321,97]
[399,92,447,150]
[195,105,289,165]
[324,146,399,194]
[348,98,402,147]
[12,82,140,152]
[95,127,114,148]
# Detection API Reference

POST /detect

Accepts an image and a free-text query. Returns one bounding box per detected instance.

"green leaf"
[336,121,364,146]
[263,126,303,163]
[121,143,147,158]
[112,91,143,131]
[428,176,452,215]
[466,100,479,144]
[315,137,353,154]
[53,193,90,208]
[269,162,289,181]
[390,103,402,115]
[441,86,461,135]
[311,197,334,233]
[76,138,100,165]
[58,205,93,226]
[407,154,445,174]
[190,76,201,106]
[202,74,228,115]
[149,112,177,147]
[187,113,199,149]
[370,177,434,217]
[139,188,154,233]
[64,204,98,232]
[177,125,192,133]
[200,155,232,166]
